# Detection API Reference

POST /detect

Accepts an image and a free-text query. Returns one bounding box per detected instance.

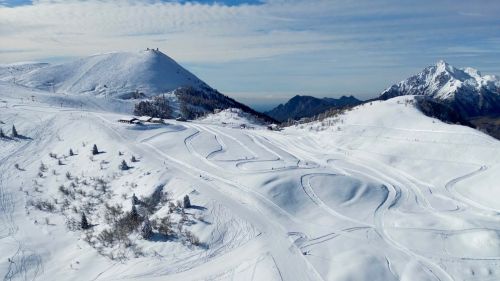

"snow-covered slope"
[1,82,499,281]
[199,108,265,128]
[1,50,209,98]
[380,60,500,116]
[0,62,49,80]
[0,50,274,123]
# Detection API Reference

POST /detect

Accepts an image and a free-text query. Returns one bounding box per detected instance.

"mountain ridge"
[0,50,276,123]
[380,60,500,117]
[265,94,361,122]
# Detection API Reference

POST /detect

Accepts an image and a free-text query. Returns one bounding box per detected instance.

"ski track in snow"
[1,91,499,281]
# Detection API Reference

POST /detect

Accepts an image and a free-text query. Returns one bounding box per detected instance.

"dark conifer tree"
[183,195,191,208]
[119,160,129,170]
[11,125,18,138]
[92,144,99,155]
[131,204,139,221]
[141,218,153,239]
[81,213,90,230]
[132,193,140,205]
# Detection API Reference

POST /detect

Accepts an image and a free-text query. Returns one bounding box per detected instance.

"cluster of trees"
[175,86,275,122]
[131,86,275,123]
[0,125,20,138]
[281,107,348,127]
[133,95,171,118]
[415,96,472,127]
[82,189,194,242]
[33,138,201,257]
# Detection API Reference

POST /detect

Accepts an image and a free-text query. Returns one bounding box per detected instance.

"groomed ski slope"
[1,83,499,281]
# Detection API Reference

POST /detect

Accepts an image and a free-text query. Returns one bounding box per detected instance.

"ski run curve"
[1,84,500,281]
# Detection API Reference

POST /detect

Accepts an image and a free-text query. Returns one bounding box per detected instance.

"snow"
[199,108,265,128]
[1,73,499,281]
[0,50,208,98]
[381,60,500,101]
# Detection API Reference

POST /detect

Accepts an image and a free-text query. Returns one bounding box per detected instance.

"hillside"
[0,50,274,123]
[266,95,361,122]
[0,50,208,99]
[1,86,498,281]
[0,62,49,80]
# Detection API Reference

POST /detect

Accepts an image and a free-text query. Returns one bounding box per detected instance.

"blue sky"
[1,0,499,111]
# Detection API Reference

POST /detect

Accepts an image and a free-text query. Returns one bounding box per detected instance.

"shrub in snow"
[0,128,5,138]
[143,185,164,213]
[185,230,200,246]
[92,144,99,155]
[114,206,143,236]
[11,125,18,138]
[157,216,173,236]
[81,213,90,229]
[131,155,137,162]
[69,149,74,156]
[141,218,153,239]
[119,160,130,170]
[39,162,48,173]
[131,204,139,221]
[97,229,115,247]
[28,199,56,212]
[167,202,176,213]
[183,195,191,208]
[104,203,123,224]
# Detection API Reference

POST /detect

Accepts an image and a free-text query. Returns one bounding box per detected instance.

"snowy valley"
[0,52,499,281]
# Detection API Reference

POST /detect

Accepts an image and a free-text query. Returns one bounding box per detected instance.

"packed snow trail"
[92,113,324,281]
[1,86,500,281]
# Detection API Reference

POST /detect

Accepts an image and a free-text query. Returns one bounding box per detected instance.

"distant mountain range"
[2,53,498,137]
[265,95,362,122]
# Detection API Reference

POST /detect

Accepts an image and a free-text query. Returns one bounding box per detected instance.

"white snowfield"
[199,108,265,128]
[1,82,499,281]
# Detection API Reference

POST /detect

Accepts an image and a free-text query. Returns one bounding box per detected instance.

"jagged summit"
[380,60,500,116]
[2,49,209,98]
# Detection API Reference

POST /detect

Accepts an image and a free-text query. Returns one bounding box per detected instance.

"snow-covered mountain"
[266,95,361,122]
[0,50,274,122]
[0,50,208,98]
[380,60,500,117]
